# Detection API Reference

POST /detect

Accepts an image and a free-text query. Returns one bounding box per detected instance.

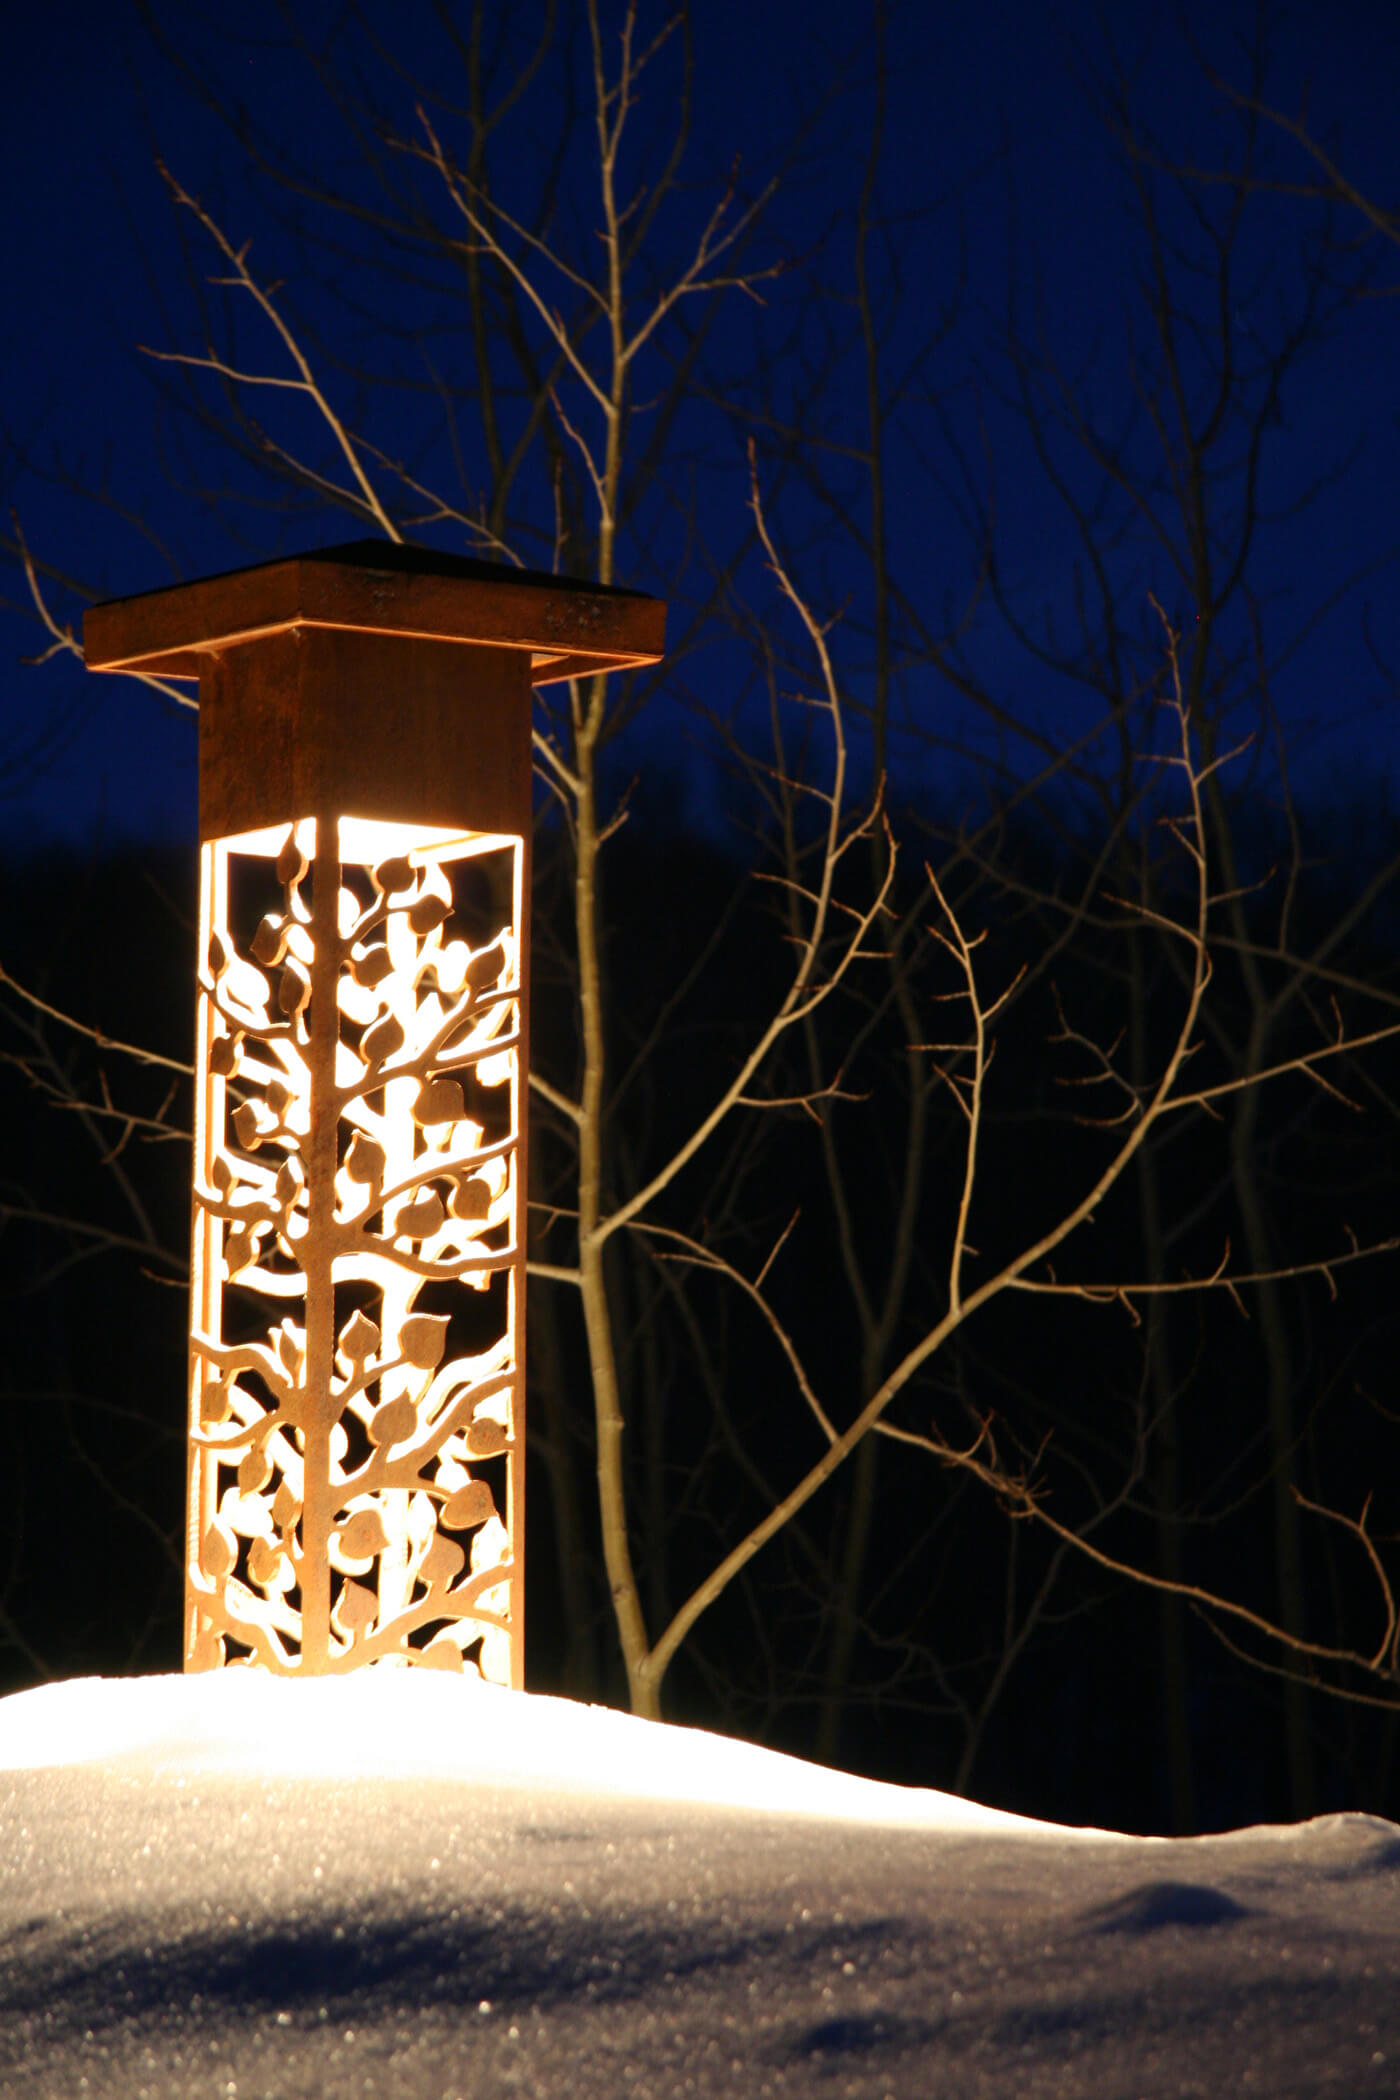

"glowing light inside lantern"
[187,815,524,1682]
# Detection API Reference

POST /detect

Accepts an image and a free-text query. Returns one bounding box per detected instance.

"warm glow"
[0,1672,1055,1831]
[188,815,524,1681]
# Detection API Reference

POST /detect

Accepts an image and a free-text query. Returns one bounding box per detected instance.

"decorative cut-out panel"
[188,815,524,1682]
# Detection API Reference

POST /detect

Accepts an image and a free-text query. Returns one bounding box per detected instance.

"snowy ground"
[0,1674,1396,2098]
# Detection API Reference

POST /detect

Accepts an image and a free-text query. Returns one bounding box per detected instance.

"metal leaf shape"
[344,1131,387,1186]
[276,1323,305,1377]
[188,1625,225,1670]
[238,1447,272,1495]
[231,1103,264,1151]
[449,1174,492,1222]
[331,1579,378,1638]
[413,1077,465,1126]
[199,1378,232,1428]
[279,960,311,1020]
[418,1636,464,1672]
[399,1313,449,1370]
[272,1480,301,1531]
[397,1189,445,1242]
[247,1535,282,1590]
[409,892,450,935]
[465,941,506,992]
[351,944,393,989]
[338,1508,391,1559]
[275,834,307,888]
[420,1534,466,1588]
[202,1521,237,1582]
[251,914,288,966]
[338,1308,380,1365]
[208,1034,241,1078]
[362,1012,406,1065]
[368,1395,418,1449]
[373,856,414,896]
[465,1419,509,1458]
[442,1481,495,1531]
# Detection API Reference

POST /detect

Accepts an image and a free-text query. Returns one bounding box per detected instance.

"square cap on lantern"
[84,540,667,840]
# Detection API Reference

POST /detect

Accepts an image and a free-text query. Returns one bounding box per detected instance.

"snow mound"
[2,1676,1397,2096]
[0,1670,1069,1834]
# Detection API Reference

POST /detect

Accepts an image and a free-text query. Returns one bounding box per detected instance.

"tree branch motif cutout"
[188,816,523,1680]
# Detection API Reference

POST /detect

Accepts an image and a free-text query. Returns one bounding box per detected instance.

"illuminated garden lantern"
[85,543,665,1683]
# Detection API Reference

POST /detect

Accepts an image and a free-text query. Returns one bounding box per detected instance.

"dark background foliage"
[6,797,1400,1835]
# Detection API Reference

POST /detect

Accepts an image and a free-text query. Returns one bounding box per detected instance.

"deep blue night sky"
[4,0,1400,850]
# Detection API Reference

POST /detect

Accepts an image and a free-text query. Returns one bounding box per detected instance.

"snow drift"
[0,1672,1396,2096]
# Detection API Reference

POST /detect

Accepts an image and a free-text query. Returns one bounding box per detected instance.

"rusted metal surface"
[196,627,533,843]
[83,540,667,685]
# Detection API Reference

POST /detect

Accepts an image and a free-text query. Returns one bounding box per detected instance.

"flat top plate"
[83,541,666,685]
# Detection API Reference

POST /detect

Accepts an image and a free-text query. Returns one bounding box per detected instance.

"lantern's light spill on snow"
[85,543,666,1682]
[0,1670,1051,1831]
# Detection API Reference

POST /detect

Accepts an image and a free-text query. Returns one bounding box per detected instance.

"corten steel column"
[85,542,665,1682]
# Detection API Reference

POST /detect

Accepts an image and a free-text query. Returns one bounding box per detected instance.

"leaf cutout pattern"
[189,827,522,1681]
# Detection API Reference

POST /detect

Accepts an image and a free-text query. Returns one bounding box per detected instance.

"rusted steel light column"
[85,543,665,1682]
